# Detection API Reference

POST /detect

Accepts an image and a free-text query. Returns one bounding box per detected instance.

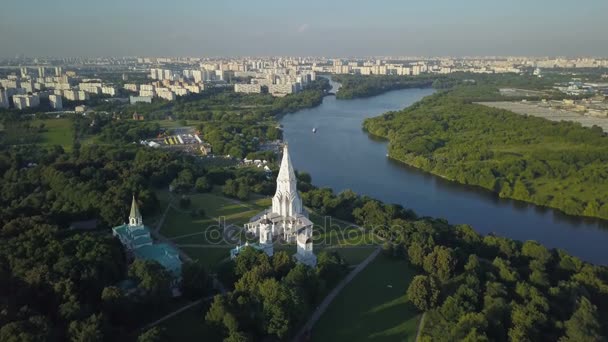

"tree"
[234,247,263,277]
[272,251,294,279]
[128,259,172,303]
[101,286,125,323]
[258,278,295,338]
[407,242,427,266]
[522,241,551,264]
[181,261,210,299]
[560,297,602,342]
[68,314,104,342]
[316,251,348,286]
[406,275,440,311]
[195,176,212,192]
[423,246,456,283]
[138,327,165,342]
[236,182,250,200]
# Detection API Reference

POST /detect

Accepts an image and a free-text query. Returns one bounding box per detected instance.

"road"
[292,246,382,341]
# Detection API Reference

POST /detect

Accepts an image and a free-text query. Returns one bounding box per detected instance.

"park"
[139,185,422,341]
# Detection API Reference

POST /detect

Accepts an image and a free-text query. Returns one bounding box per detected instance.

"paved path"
[415,312,427,342]
[292,246,382,342]
[154,197,174,233]
[141,295,216,331]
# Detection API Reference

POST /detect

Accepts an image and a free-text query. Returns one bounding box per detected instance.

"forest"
[2,73,608,340]
[332,71,595,101]
[0,144,237,340]
[332,74,435,99]
[299,185,608,341]
[363,88,608,220]
[205,248,348,340]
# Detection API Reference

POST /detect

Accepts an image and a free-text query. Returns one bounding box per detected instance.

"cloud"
[297,23,309,33]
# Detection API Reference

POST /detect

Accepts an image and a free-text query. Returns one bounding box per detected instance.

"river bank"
[363,91,608,222]
[280,80,608,264]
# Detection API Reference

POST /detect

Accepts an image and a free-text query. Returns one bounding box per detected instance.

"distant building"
[0,88,9,109]
[268,83,297,96]
[112,197,182,284]
[130,95,152,104]
[64,89,89,101]
[124,83,139,92]
[75,105,87,113]
[132,112,144,120]
[156,88,176,101]
[12,94,40,109]
[49,94,63,109]
[101,86,116,96]
[234,83,262,94]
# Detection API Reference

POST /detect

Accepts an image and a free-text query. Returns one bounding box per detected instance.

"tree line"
[296,181,608,340]
[363,88,608,220]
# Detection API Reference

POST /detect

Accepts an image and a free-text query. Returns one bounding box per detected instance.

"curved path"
[292,246,382,342]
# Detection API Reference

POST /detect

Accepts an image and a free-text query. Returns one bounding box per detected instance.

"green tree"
[181,261,210,299]
[128,259,172,303]
[560,297,602,342]
[138,327,165,342]
[68,314,104,342]
[195,176,212,192]
[423,246,456,282]
[406,275,440,311]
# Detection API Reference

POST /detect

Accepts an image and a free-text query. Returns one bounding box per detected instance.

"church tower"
[129,195,143,227]
[272,144,303,218]
[258,215,274,257]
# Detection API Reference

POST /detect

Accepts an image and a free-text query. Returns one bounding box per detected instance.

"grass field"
[33,118,74,150]
[181,246,231,271]
[325,247,376,265]
[157,302,222,341]
[160,193,257,239]
[312,254,421,342]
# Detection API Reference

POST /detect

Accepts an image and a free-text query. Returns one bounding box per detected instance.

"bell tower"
[129,195,143,227]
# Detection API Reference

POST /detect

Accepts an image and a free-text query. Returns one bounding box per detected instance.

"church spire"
[277,143,296,183]
[129,195,143,227]
[272,144,303,217]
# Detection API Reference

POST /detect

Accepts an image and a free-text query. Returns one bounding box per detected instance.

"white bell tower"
[128,195,143,227]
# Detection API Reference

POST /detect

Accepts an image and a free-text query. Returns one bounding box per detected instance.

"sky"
[1,0,607,57]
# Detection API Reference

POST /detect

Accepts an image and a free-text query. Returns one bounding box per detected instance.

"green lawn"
[160,193,255,239]
[157,302,222,341]
[312,254,421,342]
[33,118,74,150]
[327,247,376,265]
[181,246,231,271]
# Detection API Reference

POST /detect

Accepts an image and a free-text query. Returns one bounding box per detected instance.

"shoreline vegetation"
[332,74,435,99]
[1,73,608,340]
[328,73,608,221]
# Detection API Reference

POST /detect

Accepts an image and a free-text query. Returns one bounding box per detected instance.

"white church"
[231,144,316,266]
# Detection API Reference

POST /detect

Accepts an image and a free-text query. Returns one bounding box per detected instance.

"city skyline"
[1,0,608,58]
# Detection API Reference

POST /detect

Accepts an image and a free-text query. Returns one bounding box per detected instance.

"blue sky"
[1,0,606,57]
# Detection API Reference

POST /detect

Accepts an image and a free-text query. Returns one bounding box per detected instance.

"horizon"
[1,0,607,58]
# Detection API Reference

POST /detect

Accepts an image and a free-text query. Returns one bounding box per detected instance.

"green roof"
[112,224,153,247]
[135,244,182,276]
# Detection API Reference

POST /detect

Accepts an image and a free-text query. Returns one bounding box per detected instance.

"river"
[280,78,608,264]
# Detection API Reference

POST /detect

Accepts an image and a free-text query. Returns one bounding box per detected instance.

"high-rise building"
[54,66,62,77]
[38,67,45,78]
[0,88,9,109]
[49,94,63,110]
[12,94,40,109]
